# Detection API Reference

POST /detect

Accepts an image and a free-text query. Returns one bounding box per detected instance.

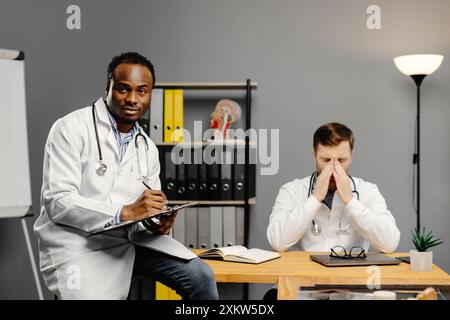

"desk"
[193,250,450,300]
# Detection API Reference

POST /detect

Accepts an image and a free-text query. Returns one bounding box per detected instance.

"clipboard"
[89,202,199,236]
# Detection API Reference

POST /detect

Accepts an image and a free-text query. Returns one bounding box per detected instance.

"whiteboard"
[0,52,32,218]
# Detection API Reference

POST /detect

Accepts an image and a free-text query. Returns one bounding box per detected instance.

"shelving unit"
[142,80,257,300]
[152,80,257,249]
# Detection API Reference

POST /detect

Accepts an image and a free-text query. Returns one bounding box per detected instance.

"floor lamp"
[393,54,444,231]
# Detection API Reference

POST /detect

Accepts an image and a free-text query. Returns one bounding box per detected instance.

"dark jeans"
[132,245,219,300]
[263,288,278,300]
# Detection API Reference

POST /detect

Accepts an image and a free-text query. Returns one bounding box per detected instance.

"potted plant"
[410,227,444,272]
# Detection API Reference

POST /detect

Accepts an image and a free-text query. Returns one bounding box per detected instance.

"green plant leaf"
[426,239,443,246]
[411,227,444,252]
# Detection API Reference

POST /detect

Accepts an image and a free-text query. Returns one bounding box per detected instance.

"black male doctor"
[34,52,218,300]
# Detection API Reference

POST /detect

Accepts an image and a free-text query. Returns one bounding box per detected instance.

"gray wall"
[0,0,449,299]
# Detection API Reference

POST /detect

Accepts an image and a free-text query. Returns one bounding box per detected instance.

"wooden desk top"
[193,250,450,287]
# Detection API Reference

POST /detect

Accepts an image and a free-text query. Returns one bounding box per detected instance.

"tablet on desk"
[89,202,199,236]
[310,253,402,267]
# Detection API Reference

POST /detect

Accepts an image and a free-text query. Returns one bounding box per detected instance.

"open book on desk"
[198,245,280,264]
[88,202,199,236]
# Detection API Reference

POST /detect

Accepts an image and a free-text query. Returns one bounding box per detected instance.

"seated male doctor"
[34,52,218,300]
[267,122,400,254]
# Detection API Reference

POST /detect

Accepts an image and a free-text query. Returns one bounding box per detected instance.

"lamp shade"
[394,54,444,76]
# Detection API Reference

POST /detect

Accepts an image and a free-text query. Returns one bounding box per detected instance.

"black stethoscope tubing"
[92,102,148,177]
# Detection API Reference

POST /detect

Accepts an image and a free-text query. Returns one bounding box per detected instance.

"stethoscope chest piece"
[311,221,321,236]
[96,161,107,176]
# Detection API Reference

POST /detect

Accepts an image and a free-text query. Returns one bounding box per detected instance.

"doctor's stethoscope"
[92,103,149,180]
[308,171,359,236]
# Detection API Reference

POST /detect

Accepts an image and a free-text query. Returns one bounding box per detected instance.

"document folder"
[164,150,177,200]
[163,90,174,142]
[149,88,164,143]
[209,207,223,248]
[223,206,236,247]
[186,153,199,200]
[172,89,184,142]
[197,207,210,249]
[185,207,198,249]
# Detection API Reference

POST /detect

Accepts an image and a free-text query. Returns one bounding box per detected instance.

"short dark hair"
[106,52,156,92]
[313,122,354,151]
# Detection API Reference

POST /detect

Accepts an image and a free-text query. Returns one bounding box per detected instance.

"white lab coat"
[34,98,196,299]
[267,176,400,253]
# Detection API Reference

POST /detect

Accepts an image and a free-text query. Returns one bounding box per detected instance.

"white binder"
[222,206,236,247]
[172,209,186,245]
[185,207,198,249]
[209,207,223,248]
[197,207,210,249]
[149,88,164,143]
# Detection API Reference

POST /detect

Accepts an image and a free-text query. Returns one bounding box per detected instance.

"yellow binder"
[163,90,174,142]
[155,281,181,300]
[155,281,169,300]
[168,287,182,300]
[172,89,184,142]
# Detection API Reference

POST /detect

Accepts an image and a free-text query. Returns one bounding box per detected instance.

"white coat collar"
[92,97,143,165]
[93,97,113,127]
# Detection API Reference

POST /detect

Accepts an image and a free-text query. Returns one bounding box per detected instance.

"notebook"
[310,253,402,267]
[198,245,280,264]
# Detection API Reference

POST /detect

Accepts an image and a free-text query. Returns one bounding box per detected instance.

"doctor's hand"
[313,160,334,202]
[144,212,178,235]
[120,190,168,222]
[333,160,353,205]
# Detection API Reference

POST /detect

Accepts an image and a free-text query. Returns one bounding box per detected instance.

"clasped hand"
[313,159,353,205]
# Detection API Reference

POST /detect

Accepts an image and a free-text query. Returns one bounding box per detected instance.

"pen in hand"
[142,181,152,190]
[142,181,170,211]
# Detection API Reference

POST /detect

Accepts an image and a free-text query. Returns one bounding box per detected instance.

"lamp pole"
[411,74,425,232]
[394,54,444,233]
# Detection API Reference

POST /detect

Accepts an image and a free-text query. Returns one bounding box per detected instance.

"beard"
[117,116,136,125]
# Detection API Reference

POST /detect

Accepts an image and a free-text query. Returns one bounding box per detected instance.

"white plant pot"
[410,250,433,272]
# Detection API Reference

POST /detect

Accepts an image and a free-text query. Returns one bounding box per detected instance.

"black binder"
[233,146,256,200]
[208,161,220,201]
[233,147,245,200]
[164,150,177,200]
[198,162,209,200]
[220,148,233,200]
[176,161,186,200]
[186,155,199,200]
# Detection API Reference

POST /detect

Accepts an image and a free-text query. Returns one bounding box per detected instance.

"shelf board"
[156,140,257,147]
[168,198,256,206]
[154,82,257,90]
